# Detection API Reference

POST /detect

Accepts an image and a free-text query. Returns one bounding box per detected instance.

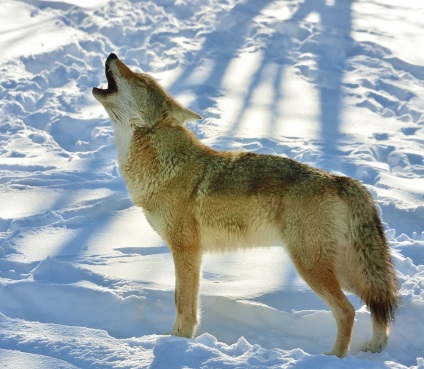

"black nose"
[107,53,118,61]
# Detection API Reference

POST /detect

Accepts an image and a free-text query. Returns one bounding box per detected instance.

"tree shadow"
[293,0,353,149]
[169,0,353,152]
[169,0,274,99]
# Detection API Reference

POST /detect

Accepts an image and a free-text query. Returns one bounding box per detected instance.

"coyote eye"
[137,77,148,87]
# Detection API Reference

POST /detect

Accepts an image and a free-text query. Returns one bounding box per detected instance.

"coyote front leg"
[172,247,202,338]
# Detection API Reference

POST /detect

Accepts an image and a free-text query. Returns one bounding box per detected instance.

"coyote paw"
[173,319,196,338]
[173,327,194,338]
[360,339,386,353]
[323,351,347,358]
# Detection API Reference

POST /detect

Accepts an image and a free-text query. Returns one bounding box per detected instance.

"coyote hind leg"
[291,255,355,358]
[361,315,389,353]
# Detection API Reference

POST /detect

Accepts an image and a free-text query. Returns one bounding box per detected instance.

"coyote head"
[92,53,201,128]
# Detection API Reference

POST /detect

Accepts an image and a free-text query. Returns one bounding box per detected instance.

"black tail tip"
[369,294,401,325]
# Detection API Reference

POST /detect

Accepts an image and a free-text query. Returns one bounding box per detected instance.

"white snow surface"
[0,0,424,368]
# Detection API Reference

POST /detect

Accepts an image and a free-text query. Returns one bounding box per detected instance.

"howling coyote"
[93,53,400,357]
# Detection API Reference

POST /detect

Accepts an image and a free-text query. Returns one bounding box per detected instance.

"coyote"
[93,53,400,357]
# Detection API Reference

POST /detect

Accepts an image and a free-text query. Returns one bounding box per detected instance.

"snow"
[0,0,423,367]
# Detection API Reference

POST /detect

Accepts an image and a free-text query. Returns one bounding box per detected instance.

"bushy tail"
[340,179,401,325]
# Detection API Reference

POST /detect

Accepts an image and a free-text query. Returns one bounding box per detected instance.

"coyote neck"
[119,124,205,208]
[112,124,134,165]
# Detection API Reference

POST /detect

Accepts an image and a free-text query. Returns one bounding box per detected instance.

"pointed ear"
[170,102,202,125]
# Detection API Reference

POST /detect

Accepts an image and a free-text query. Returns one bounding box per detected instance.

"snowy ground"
[0,0,423,368]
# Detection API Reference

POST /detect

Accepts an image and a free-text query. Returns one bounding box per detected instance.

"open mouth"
[93,54,118,96]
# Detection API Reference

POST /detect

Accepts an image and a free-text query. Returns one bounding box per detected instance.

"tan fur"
[93,54,400,357]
